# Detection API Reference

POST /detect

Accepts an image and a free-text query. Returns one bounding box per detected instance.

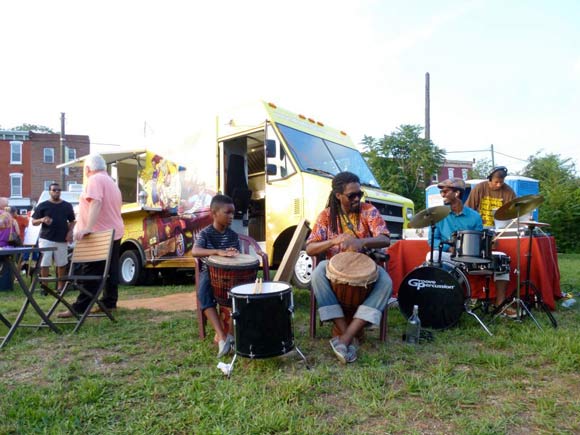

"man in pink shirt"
[58,153,125,318]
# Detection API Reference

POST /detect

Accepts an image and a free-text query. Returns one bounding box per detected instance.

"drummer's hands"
[218,247,239,257]
[334,234,361,251]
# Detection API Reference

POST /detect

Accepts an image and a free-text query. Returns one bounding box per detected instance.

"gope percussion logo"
[408,279,455,290]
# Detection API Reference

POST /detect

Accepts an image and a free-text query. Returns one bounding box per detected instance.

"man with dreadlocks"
[306,171,392,364]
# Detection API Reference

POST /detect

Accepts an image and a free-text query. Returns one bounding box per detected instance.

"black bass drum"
[398,261,470,330]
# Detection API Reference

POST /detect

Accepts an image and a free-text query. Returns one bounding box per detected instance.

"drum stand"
[224,346,309,378]
[493,208,542,329]
[520,224,557,328]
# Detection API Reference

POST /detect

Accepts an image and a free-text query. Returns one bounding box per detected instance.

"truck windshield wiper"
[305,167,335,177]
[361,182,380,188]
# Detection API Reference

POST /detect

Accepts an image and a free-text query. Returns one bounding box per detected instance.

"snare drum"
[452,230,493,264]
[467,253,511,276]
[206,254,259,306]
[230,281,295,359]
[326,252,378,312]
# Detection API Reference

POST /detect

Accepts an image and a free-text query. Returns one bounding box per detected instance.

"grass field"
[1,254,579,435]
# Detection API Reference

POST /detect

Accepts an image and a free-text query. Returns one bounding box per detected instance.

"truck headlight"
[406,208,414,220]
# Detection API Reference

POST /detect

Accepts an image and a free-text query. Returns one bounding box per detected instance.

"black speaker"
[487,166,508,181]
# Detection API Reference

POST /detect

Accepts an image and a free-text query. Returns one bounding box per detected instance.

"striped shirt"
[194,225,240,251]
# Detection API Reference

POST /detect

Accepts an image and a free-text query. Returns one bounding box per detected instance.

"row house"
[430,158,474,185]
[0,130,90,213]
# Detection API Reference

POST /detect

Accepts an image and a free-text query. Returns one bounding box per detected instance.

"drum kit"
[206,254,308,376]
[401,194,555,334]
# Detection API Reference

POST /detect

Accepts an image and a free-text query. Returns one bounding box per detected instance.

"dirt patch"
[118,292,197,312]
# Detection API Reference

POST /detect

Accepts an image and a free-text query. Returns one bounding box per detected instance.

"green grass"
[1,255,579,434]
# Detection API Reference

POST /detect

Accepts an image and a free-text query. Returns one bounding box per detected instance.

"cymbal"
[409,206,450,228]
[520,220,550,228]
[494,194,544,220]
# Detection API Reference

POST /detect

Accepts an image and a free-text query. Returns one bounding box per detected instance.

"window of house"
[67,147,76,161]
[44,148,55,163]
[10,141,22,164]
[44,180,56,190]
[10,174,23,197]
[462,168,468,179]
[447,168,454,179]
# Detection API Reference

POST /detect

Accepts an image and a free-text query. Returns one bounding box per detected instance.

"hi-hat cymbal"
[409,206,450,228]
[520,220,550,228]
[494,194,544,220]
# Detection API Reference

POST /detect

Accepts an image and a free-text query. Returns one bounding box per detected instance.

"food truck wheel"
[120,250,143,286]
[292,250,313,289]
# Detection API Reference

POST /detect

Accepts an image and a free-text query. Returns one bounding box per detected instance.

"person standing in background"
[58,154,124,318]
[31,183,76,289]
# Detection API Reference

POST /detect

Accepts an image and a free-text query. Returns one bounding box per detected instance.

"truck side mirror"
[266,139,276,158]
[266,164,277,176]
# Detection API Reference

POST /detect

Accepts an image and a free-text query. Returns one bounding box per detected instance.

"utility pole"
[490,144,495,167]
[60,112,66,187]
[425,72,430,141]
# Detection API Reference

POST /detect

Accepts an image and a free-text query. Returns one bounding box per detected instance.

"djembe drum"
[206,254,260,306]
[326,252,378,338]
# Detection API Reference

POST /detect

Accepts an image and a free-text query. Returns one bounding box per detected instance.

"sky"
[2,0,579,174]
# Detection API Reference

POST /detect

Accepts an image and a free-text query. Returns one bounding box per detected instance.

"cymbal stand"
[493,205,542,329]
[520,224,557,328]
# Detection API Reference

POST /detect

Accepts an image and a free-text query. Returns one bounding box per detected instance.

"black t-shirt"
[32,200,76,242]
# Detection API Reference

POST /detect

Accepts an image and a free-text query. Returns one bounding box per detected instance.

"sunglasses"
[50,189,61,192]
[344,191,364,201]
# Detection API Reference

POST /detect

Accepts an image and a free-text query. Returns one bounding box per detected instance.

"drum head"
[326,252,378,286]
[230,281,290,296]
[398,265,465,330]
[206,253,259,269]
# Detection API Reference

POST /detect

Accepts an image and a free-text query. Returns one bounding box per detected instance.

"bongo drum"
[326,252,378,313]
[206,254,259,306]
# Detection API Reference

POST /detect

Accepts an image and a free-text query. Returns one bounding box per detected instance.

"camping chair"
[38,229,116,333]
[309,254,389,342]
[195,234,269,339]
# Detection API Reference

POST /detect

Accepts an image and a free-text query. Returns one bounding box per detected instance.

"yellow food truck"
[63,101,414,287]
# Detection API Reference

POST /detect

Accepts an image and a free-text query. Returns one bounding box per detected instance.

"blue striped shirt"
[194,225,240,251]
[428,206,483,252]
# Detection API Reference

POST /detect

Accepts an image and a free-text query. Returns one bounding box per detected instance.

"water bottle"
[561,298,577,308]
[405,305,421,344]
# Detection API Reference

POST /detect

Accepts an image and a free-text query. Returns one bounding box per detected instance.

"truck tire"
[292,250,313,289]
[119,250,143,286]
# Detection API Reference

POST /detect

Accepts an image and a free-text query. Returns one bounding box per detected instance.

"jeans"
[197,268,217,311]
[312,260,392,325]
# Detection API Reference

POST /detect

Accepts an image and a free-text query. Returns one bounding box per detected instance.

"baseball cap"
[437,178,466,191]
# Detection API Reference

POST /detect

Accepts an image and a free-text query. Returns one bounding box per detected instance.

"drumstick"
[258,277,263,294]
[253,278,259,294]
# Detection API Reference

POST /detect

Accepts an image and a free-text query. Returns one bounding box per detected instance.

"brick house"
[0,130,90,212]
[430,158,474,185]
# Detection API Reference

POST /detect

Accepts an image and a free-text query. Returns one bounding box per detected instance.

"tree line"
[362,125,580,253]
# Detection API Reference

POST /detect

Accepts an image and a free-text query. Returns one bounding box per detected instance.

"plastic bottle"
[405,305,421,344]
[561,298,577,308]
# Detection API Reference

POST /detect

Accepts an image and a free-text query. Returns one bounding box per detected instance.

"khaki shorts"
[38,238,69,267]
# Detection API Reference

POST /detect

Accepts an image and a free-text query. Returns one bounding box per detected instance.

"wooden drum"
[206,254,260,306]
[326,252,378,312]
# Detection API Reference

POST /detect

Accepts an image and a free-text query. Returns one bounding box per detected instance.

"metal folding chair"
[38,229,116,333]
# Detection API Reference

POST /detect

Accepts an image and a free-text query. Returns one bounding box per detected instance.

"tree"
[362,125,445,210]
[470,158,493,179]
[522,153,580,253]
[10,124,55,133]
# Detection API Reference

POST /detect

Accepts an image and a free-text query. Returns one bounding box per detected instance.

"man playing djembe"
[306,171,392,364]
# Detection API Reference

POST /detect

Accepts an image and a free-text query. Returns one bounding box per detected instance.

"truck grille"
[368,200,404,240]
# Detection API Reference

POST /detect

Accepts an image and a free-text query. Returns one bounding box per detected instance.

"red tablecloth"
[387,236,561,310]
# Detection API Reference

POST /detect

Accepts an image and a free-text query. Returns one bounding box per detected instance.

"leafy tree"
[470,158,493,179]
[522,153,580,253]
[10,124,55,133]
[362,125,445,210]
